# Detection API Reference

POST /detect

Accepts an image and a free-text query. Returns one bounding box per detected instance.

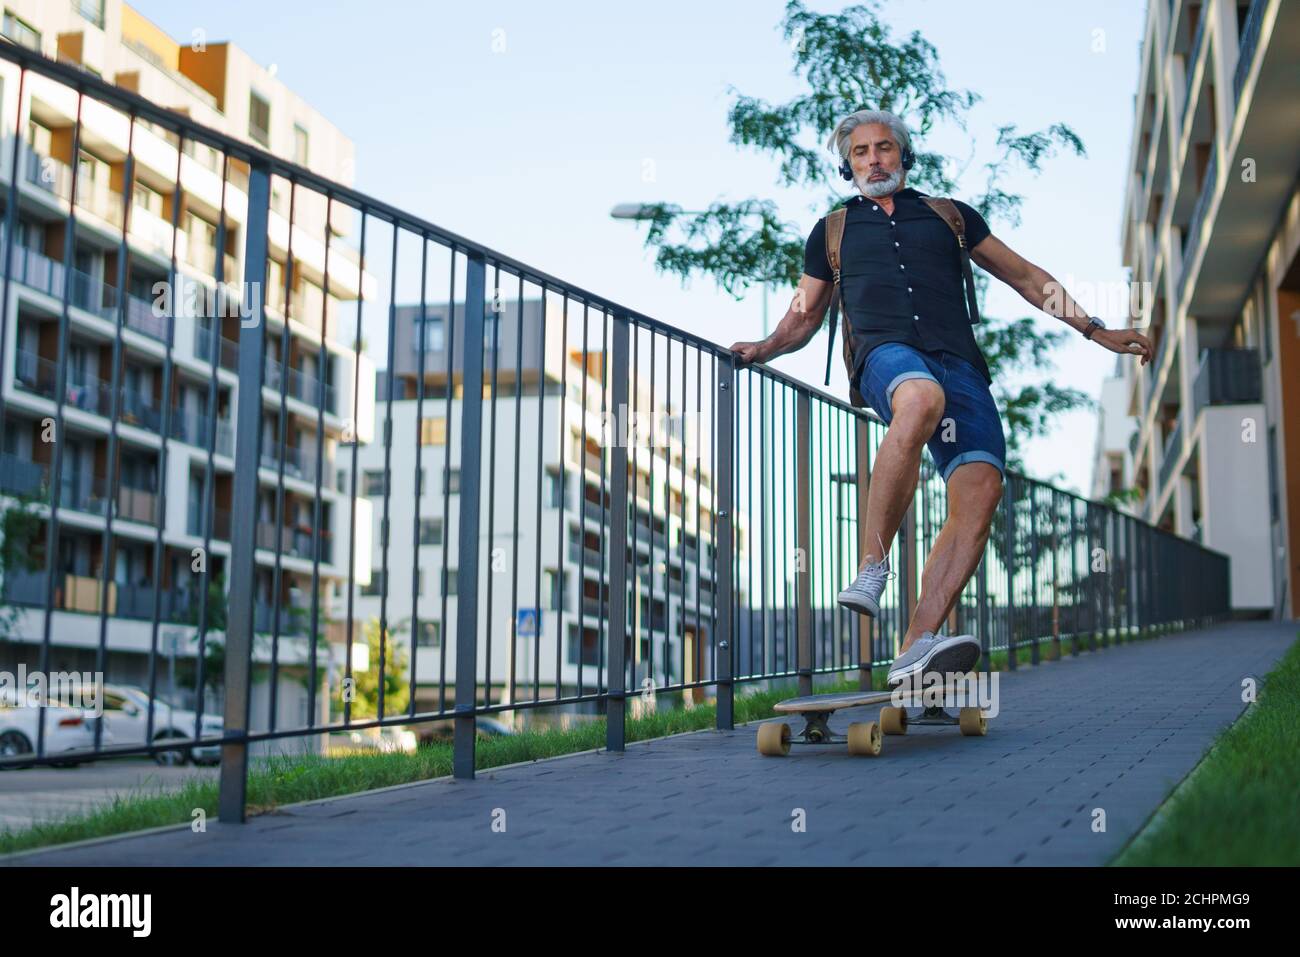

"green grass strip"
[1110,631,1300,866]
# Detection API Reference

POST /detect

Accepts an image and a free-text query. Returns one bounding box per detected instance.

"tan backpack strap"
[824,207,848,277]
[921,197,965,242]
[821,209,848,387]
[921,196,981,325]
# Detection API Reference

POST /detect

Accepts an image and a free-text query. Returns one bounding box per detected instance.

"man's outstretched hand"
[1094,328,1154,365]
[728,340,769,366]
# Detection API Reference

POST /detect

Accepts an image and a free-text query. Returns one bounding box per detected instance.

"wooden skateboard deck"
[758,680,991,757]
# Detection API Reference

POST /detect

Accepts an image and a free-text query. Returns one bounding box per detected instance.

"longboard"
[757,680,990,757]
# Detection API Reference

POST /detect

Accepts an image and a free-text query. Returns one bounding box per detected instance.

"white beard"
[857,167,905,198]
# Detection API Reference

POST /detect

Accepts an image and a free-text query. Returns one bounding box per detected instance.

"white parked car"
[0,688,112,769]
[98,685,223,766]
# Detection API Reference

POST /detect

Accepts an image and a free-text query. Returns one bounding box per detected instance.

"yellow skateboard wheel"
[846,721,882,756]
[958,707,987,736]
[879,706,908,735]
[757,721,791,756]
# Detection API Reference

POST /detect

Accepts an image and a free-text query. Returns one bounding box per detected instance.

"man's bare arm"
[729,274,834,365]
[971,235,1152,364]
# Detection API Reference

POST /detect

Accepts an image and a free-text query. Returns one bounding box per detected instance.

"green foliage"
[0,492,44,640]
[348,618,411,720]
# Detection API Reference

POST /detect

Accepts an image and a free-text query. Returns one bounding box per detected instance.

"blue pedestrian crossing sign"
[516,608,540,637]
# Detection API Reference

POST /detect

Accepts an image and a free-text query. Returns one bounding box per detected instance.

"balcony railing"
[1234,0,1266,102]
[1183,10,1208,114]
[194,321,240,371]
[171,408,235,456]
[1193,348,1262,417]
[1180,149,1218,292]
[264,356,337,412]
[1158,419,1184,491]
[188,499,232,541]
[259,441,328,484]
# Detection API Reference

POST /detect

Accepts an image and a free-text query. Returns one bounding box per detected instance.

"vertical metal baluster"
[452,250,487,778]
[219,157,271,823]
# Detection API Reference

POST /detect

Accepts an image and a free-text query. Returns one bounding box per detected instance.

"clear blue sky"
[133,0,1146,493]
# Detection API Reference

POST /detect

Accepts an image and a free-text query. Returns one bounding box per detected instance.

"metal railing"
[0,43,1232,824]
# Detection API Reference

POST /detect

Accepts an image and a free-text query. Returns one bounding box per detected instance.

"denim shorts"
[859,342,1006,483]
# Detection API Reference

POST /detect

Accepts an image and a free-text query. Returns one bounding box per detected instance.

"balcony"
[1158,419,1184,492]
[171,408,235,457]
[259,441,328,484]
[0,452,49,497]
[1193,348,1262,417]
[1234,0,1266,102]
[255,522,332,563]
[254,602,311,637]
[264,356,337,412]
[188,499,232,541]
[1183,10,1208,117]
[194,322,240,371]
[115,484,159,524]
[1180,149,1218,292]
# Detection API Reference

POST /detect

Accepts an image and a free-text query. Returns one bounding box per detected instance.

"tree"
[632,0,1092,470]
[348,618,411,720]
[0,491,45,640]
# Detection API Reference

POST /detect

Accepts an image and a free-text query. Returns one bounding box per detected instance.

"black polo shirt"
[803,188,993,385]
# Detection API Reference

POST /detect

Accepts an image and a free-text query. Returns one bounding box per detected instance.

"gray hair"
[827,109,912,165]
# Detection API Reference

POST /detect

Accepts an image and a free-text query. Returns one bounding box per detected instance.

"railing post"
[854,416,872,690]
[1004,475,1017,670]
[453,251,487,779]
[795,390,813,697]
[604,314,631,752]
[714,355,735,730]
[218,161,271,824]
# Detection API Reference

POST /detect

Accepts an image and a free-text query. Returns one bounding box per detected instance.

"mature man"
[729,109,1151,686]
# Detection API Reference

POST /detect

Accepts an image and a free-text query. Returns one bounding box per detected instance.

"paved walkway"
[6,621,1294,866]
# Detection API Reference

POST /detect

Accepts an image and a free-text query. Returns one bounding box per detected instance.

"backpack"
[822,196,982,408]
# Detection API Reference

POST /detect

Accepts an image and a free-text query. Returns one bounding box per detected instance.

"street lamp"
[611,202,773,337]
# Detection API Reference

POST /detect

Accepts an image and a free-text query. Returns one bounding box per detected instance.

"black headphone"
[840,142,915,180]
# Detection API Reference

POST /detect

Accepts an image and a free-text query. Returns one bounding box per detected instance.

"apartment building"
[342,299,747,717]
[1107,0,1298,617]
[0,0,375,739]
[1090,364,1139,504]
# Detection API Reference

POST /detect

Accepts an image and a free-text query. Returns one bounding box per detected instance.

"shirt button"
[894,241,899,247]
[872,205,879,211]
[913,315,920,322]
[899,264,905,270]
[890,220,896,225]
[907,287,913,293]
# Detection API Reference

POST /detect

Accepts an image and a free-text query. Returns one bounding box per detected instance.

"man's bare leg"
[857,378,946,571]
[899,462,1003,654]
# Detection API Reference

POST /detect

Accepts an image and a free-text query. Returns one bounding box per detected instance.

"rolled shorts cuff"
[884,370,940,406]
[941,451,1006,484]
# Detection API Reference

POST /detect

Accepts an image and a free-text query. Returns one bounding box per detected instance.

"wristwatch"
[1083,317,1106,340]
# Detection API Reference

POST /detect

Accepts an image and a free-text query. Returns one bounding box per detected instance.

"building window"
[543,569,568,612]
[417,620,441,648]
[419,518,443,546]
[441,567,458,597]
[420,417,447,446]
[418,314,444,352]
[73,0,105,28]
[2,10,40,50]
[567,624,599,666]
[293,123,309,166]
[361,570,385,597]
[362,470,387,496]
[545,470,566,509]
[417,569,424,596]
[249,91,271,147]
[443,466,460,493]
